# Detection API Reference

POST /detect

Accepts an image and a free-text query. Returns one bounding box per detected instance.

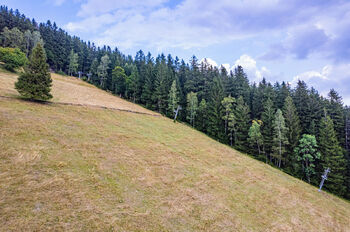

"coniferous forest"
[1,5,349,199]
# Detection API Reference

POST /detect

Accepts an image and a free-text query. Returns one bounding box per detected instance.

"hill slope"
[0,71,349,231]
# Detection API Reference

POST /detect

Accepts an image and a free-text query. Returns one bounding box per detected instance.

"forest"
[0,5,349,199]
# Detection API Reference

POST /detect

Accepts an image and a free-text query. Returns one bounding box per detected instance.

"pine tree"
[327,89,345,146]
[15,43,52,100]
[167,80,179,117]
[197,99,207,132]
[248,120,263,158]
[293,80,311,134]
[261,98,275,162]
[231,65,250,102]
[207,77,225,141]
[186,92,198,127]
[234,96,250,151]
[68,49,78,76]
[283,95,301,169]
[272,109,288,168]
[318,114,347,196]
[294,134,321,183]
[154,60,169,114]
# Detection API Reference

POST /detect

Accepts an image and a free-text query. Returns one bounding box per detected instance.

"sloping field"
[0,71,157,115]
[0,71,349,231]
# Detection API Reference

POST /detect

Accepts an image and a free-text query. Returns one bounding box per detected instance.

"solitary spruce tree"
[15,43,52,101]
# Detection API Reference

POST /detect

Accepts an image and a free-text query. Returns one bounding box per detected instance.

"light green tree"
[272,109,289,168]
[186,92,198,127]
[68,49,79,76]
[221,95,235,134]
[248,120,263,158]
[294,134,320,183]
[97,54,110,89]
[167,80,179,117]
[0,27,25,50]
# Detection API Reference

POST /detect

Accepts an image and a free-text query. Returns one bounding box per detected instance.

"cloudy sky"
[3,0,350,104]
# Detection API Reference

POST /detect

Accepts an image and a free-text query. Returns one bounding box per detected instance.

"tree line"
[1,5,349,199]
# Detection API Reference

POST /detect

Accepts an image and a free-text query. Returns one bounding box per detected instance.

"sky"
[3,0,350,105]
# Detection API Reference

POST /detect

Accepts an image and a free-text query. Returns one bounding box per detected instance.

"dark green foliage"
[234,96,250,151]
[0,46,27,71]
[283,96,301,170]
[15,43,52,100]
[207,77,225,141]
[261,98,275,162]
[327,89,345,146]
[197,99,207,132]
[318,115,347,196]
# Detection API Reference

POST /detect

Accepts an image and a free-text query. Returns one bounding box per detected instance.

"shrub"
[0,47,27,71]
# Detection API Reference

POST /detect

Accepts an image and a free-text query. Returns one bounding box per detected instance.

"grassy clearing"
[0,70,157,115]
[0,71,349,231]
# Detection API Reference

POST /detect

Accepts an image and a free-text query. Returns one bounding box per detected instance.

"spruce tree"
[283,96,301,169]
[272,109,288,168]
[261,98,275,162]
[154,60,169,114]
[234,96,250,151]
[197,99,207,132]
[15,43,52,101]
[327,89,345,146]
[318,114,347,196]
[293,80,311,134]
[207,77,225,141]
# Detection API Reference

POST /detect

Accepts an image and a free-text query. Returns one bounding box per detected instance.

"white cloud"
[292,65,331,84]
[200,58,218,68]
[293,64,350,105]
[220,63,230,72]
[66,0,333,50]
[233,55,271,82]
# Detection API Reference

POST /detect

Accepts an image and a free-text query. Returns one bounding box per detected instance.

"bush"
[56,70,67,76]
[0,47,27,71]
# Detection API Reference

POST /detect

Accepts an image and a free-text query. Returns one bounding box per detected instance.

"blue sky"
[3,0,350,105]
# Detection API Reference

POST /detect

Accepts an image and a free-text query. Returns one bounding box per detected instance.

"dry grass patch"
[0,98,349,231]
[0,71,157,115]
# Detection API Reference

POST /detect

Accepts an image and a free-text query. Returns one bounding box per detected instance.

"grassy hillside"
[0,71,349,231]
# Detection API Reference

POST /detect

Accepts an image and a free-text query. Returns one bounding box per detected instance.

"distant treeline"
[1,5,349,199]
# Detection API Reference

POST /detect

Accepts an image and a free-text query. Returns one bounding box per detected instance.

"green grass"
[0,72,349,231]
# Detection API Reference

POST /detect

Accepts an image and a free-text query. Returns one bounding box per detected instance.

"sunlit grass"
[0,71,349,231]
